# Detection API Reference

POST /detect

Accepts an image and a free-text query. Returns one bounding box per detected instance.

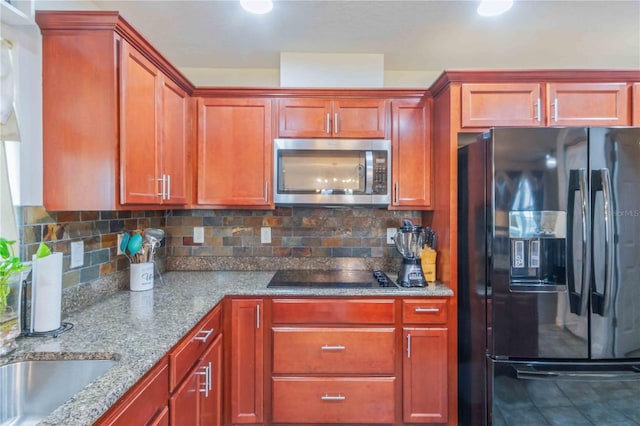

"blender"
[394,221,427,287]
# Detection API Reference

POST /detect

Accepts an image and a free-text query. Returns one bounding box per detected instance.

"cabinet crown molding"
[430,69,640,97]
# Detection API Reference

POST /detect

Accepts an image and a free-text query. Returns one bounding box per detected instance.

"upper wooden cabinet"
[120,43,189,205]
[460,81,631,129]
[196,98,272,207]
[461,83,543,128]
[278,98,387,138]
[546,83,629,126]
[391,99,433,209]
[634,83,640,126]
[36,11,192,210]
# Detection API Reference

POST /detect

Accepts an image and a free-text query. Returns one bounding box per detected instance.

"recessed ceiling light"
[477,0,514,17]
[240,0,273,14]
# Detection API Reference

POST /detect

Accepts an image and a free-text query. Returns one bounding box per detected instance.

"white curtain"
[0,37,19,242]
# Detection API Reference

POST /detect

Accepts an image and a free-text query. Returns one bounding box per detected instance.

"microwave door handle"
[365,151,373,194]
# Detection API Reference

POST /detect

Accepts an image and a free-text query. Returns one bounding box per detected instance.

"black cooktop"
[267,270,398,288]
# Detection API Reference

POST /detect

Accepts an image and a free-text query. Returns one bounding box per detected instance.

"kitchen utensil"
[127,233,143,261]
[120,232,133,262]
[143,228,165,261]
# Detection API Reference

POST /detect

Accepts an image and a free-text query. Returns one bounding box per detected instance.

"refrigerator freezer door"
[589,128,640,359]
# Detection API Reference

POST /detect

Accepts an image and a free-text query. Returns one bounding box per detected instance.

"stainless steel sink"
[0,359,118,426]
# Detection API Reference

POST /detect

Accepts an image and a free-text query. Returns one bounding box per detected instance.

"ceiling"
[35,0,640,79]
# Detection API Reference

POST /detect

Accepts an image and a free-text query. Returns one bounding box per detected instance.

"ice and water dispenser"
[508,211,567,287]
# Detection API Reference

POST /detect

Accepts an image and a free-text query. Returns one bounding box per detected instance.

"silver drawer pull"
[415,307,439,313]
[193,328,214,342]
[321,345,345,351]
[321,394,346,401]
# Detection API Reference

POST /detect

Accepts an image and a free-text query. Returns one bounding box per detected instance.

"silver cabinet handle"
[535,98,541,122]
[326,113,330,134]
[334,112,339,134]
[321,394,346,401]
[166,174,171,200]
[207,361,212,392]
[193,328,214,342]
[407,334,411,358]
[321,345,345,351]
[196,364,210,397]
[552,98,558,122]
[157,175,166,199]
[415,307,439,313]
[256,304,260,329]
[265,180,269,203]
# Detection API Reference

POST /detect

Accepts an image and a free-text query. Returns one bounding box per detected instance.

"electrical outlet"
[261,227,272,244]
[193,227,205,244]
[117,233,124,255]
[386,228,396,245]
[70,241,84,268]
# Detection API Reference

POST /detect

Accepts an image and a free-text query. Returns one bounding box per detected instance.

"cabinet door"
[391,99,432,208]
[199,334,223,426]
[333,99,387,138]
[120,41,161,204]
[461,83,543,128]
[634,83,640,126]
[278,98,332,138]
[169,364,201,426]
[403,327,448,424]
[160,77,189,205]
[197,98,272,206]
[230,299,264,424]
[547,83,629,126]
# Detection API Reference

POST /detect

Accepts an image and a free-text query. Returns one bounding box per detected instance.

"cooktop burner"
[267,270,398,288]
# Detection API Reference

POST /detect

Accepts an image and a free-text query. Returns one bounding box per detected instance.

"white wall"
[1,22,42,206]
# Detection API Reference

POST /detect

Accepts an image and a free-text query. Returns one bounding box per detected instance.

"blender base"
[397,259,427,287]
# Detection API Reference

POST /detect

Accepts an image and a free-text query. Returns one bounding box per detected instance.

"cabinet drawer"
[169,304,222,389]
[272,377,395,424]
[272,299,395,324]
[403,299,448,324]
[272,327,395,374]
[97,360,168,426]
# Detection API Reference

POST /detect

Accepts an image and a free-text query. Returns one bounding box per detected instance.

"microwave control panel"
[373,153,388,194]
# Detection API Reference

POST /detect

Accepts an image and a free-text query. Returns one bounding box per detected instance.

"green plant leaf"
[36,242,51,258]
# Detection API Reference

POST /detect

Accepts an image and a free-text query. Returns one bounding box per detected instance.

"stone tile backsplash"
[166,207,421,259]
[20,206,166,290]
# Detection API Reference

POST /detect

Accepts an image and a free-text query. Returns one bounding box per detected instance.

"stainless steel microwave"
[273,138,391,206]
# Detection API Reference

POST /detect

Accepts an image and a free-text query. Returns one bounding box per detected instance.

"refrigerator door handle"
[566,169,590,315]
[591,168,614,316]
[515,365,640,381]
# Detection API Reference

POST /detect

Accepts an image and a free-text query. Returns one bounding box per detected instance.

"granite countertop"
[5,270,453,425]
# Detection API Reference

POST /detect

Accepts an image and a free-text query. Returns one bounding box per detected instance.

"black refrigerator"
[458,127,640,425]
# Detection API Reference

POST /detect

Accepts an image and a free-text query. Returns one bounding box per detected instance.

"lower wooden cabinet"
[402,298,449,424]
[272,377,396,424]
[403,327,448,424]
[200,334,223,426]
[95,358,169,426]
[230,298,264,424]
[99,296,454,426]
